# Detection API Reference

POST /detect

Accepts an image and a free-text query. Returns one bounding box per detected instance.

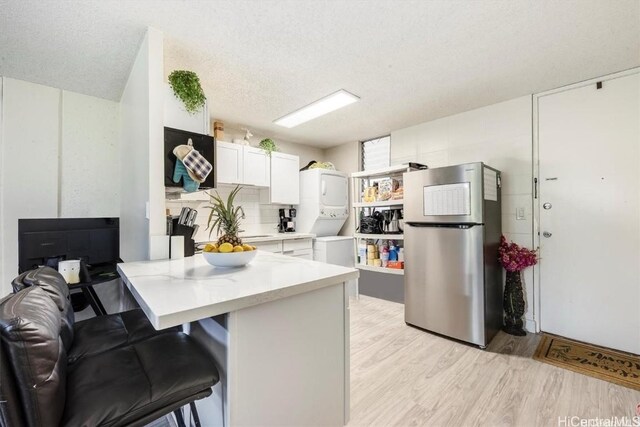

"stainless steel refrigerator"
[403,162,503,348]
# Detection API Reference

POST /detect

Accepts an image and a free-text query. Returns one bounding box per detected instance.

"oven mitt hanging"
[173,141,200,183]
[173,159,200,192]
[173,139,212,183]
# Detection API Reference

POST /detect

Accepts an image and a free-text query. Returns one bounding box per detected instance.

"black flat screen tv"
[18,218,119,273]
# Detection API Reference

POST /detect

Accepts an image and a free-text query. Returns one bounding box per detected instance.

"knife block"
[171,220,195,257]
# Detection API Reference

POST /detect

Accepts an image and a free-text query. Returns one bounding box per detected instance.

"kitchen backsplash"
[165,185,284,242]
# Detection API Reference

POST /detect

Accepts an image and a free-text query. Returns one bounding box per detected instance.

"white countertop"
[117,251,358,330]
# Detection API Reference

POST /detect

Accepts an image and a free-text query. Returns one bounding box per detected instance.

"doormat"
[533,334,640,391]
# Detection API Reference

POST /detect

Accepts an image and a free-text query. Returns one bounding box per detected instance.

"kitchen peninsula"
[118,251,358,426]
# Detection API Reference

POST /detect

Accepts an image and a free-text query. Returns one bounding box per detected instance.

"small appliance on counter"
[278,208,297,233]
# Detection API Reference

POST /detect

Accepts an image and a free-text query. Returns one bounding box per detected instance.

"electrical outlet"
[516,207,525,220]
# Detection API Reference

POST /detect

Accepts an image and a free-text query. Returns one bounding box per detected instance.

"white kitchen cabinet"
[251,241,283,253]
[216,142,270,187]
[243,146,270,187]
[260,152,300,205]
[217,141,243,184]
[250,237,313,259]
[282,238,313,260]
[164,84,208,134]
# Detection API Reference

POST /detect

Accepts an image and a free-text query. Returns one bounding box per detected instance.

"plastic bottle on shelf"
[389,241,398,261]
[358,241,367,265]
[381,242,390,267]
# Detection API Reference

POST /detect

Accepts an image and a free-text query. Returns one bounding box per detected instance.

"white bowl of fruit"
[202,242,257,268]
[202,185,259,267]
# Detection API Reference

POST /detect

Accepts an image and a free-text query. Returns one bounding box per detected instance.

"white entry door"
[537,72,640,354]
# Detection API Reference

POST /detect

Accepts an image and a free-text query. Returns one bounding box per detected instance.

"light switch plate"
[516,207,525,220]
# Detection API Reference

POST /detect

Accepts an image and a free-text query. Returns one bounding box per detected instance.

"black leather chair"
[11,267,181,364]
[0,275,219,426]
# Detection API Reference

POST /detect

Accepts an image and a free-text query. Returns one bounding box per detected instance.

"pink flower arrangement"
[498,235,538,272]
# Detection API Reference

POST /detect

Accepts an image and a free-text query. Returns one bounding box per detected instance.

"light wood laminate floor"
[348,296,640,427]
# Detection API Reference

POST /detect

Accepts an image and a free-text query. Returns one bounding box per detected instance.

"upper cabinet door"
[217,141,243,184]
[270,152,300,205]
[164,84,208,134]
[243,147,270,187]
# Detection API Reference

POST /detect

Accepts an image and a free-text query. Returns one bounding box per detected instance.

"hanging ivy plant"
[259,138,278,156]
[168,70,206,114]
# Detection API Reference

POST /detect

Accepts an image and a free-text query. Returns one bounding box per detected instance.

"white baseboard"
[525,318,538,333]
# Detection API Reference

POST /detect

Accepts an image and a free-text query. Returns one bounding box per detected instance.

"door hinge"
[534,177,538,199]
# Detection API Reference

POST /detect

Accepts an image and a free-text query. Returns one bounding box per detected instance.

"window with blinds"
[361,136,390,171]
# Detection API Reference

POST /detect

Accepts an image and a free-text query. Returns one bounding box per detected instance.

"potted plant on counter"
[498,236,538,336]
[168,70,206,114]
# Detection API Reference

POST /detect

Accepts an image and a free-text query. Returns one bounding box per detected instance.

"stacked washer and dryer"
[296,169,357,296]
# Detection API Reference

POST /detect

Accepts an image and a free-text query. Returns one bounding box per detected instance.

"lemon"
[209,246,219,253]
[233,245,244,252]
[242,244,253,251]
[219,243,234,253]
[204,244,216,252]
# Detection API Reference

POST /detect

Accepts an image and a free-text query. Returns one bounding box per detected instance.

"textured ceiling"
[1,1,639,147]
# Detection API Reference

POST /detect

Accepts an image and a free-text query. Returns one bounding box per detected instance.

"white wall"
[147,29,165,239]
[60,91,120,217]
[0,77,120,296]
[119,27,165,262]
[324,141,360,236]
[391,95,535,329]
[167,185,281,242]
[0,78,3,295]
[0,78,59,296]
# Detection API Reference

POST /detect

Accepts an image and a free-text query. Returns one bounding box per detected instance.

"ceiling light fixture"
[274,89,360,128]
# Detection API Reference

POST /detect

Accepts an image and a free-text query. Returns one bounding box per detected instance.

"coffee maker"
[278,208,296,233]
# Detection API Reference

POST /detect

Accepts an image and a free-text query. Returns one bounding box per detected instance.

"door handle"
[543,231,552,238]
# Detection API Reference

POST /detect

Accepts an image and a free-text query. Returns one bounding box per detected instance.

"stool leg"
[174,408,186,427]
[81,287,104,316]
[221,384,226,427]
[190,402,201,427]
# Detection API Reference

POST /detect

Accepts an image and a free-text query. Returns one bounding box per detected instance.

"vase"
[503,270,526,336]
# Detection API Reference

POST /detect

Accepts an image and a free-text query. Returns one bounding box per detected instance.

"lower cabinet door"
[283,249,313,260]
[252,241,282,253]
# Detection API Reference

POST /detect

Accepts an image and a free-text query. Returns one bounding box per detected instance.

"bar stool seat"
[69,308,173,363]
[0,286,219,427]
[63,332,217,426]
[12,267,179,364]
